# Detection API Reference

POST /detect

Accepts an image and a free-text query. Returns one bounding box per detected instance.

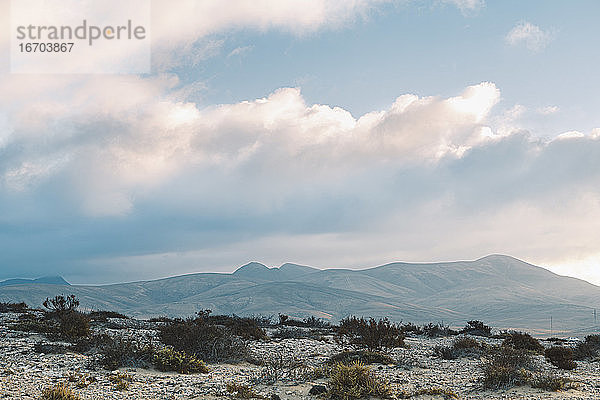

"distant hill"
[0,276,69,287]
[1,255,599,335]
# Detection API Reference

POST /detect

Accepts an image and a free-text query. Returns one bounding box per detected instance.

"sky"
[0,0,599,284]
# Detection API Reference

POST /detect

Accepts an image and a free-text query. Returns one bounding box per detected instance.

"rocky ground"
[0,311,599,400]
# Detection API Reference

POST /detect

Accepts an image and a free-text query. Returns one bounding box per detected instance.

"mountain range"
[1,255,599,335]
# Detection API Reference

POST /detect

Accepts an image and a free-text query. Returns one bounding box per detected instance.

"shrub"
[422,323,458,337]
[481,346,534,389]
[257,353,311,384]
[57,311,90,340]
[453,336,480,350]
[109,372,133,391]
[153,347,209,374]
[41,295,89,340]
[545,346,576,370]
[0,302,28,313]
[158,318,248,363]
[326,362,391,399]
[11,315,54,334]
[99,336,154,370]
[226,382,264,399]
[432,345,458,360]
[573,335,600,360]
[40,383,80,400]
[530,373,574,391]
[328,350,394,366]
[461,320,492,337]
[397,388,458,399]
[502,331,544,353]
[270,327,307,339]
[43,295,79,315]
[303,316,331,328]
[88,310,129,322]
[338,317,405,351]
[433,336,481,360]
[197,311,268,341]
[34,342,69,354]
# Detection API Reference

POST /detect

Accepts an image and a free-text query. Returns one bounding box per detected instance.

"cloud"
[1,78,600,282]
[441,0,484,14]
[537,105,559,115]
[227,45,254,58]
[505,21,553,51]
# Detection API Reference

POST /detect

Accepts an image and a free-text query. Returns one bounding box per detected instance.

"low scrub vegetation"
[326,362,391,399]
[433,336,483,360]
[109,372,134,391]
[397,387,459,399]
[153,347,209,374]
[401,322,458,337]
[225,382,264,399]
[545,346,576,370]
[88,310,129,322]
[158,316,250,363]
[197,310,268,340]
[573,334,600,360]
[531,373,575,391]
[481,346,535,389]
[40,383,80,400]
[98,336,154,370]
[257,353,311,384]
[328,350,395,366]
[502,331,544,353]
[338,316,405,351]
[461,320,492,337]
[0,302,28,313]
[42,295,90,340]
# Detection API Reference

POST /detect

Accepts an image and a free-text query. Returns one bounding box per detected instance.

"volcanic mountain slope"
[1,255,599,334]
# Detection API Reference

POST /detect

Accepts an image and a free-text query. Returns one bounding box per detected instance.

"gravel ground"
[0,312,598,400]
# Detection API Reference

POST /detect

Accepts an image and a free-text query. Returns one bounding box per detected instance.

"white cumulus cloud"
[505,21,553,51]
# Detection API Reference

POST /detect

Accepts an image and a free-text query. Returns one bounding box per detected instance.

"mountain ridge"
[1,255,598,335]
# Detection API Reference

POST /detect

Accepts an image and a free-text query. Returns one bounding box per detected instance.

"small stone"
[309,384,327,395]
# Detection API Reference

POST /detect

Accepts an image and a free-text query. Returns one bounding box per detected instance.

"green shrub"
[328,350,394,366]
[481,346,534,389]
[158,318,248,363]
[502,331,544,353]
[545,346,576,370]
[326,362,391,399]
[153,347,209,374]
[338,317,405,351]
[40,383,80,400]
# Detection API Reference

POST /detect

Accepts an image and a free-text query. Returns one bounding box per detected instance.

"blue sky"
[0,0,599,284]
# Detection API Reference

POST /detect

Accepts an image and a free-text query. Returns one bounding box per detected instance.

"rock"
[309,384,327,395]
[270,395,281,400]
